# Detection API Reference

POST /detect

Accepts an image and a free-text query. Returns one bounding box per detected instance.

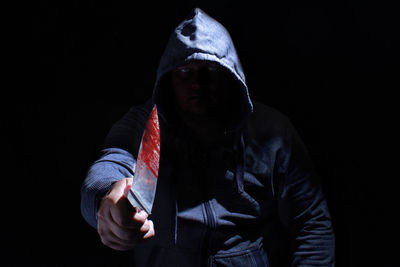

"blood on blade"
[137,106,160,178]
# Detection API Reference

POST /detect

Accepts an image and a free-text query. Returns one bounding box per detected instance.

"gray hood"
[152,8,253,131]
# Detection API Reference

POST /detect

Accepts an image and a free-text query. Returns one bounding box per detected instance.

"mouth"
[188,94,202,99]
[187,95,205,102]
[187,94,218,107]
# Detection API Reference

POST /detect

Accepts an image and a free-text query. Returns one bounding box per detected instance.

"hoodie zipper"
[204,200,216,229]
[198,150,217,265]
[203,200,216,266]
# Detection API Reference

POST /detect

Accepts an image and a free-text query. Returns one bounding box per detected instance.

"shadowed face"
[171,60,228,119]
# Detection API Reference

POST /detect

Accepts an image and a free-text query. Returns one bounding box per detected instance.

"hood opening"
[153,60,248,134]
[152,8,253,134]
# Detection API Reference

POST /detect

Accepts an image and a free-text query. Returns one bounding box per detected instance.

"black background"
[6,0,398,266]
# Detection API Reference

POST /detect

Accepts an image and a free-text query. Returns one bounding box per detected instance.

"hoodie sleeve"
[276,119,335,266]
[80,148,136,228]
[80,101,152,228]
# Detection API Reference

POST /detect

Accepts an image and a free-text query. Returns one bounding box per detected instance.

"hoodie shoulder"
[103,100,153,156]
[246,101,292,142]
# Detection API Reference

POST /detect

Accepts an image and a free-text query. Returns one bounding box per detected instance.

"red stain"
[136,105,160,179]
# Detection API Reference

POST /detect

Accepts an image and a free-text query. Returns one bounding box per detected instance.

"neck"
[179,112,225,148]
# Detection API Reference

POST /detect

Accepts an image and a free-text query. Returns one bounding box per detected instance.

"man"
[81,8,335,266]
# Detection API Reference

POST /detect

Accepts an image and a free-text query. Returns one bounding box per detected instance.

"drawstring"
[173,197,178,244]
[223,130,246,194]
[170,169,178,245]
[166,124,181,245]
[234,132,245,194]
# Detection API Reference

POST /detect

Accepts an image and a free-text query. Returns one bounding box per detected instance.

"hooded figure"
[81,8,335,266]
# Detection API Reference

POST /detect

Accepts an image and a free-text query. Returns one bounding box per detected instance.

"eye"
[173,67,192,80]
[207,64,218,72]
[179,67,191,73]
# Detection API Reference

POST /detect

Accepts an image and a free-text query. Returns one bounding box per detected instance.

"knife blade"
[127,105,160,215]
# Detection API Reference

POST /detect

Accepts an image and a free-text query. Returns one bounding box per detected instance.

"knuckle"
[143,221,155,239]
[140,220,151,232]
[126,177,133,185]
[143,229,155,239]
[103,194,117,205]
[133,211,148,223]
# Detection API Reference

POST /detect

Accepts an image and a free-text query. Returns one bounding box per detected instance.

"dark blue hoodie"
[81,8,335,266]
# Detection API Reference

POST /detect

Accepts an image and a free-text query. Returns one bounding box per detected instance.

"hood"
[152,8,253,132]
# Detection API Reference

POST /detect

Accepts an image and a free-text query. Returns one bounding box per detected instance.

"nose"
[190,72,201,91]
[191,80,200,91]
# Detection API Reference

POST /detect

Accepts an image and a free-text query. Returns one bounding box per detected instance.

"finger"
[142,220,155,239]
[98,195,134,229]
[123,177,133,197]
[109,203,140,229]
[108,221,137,241]
[106,179,128,204]
[132,208,149,224]
[98,215,140,248]
[107,216,142,241]
[98,212,153,249]
[98,205,136,238]
[139,220,153,233]
[111,198,137,226]
[97,201,115,227]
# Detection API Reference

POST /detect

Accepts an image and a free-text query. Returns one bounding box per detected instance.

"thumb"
[123,177,133,198]
[107,178,132,204]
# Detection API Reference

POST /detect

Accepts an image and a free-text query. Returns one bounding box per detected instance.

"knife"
[127,105,161,215]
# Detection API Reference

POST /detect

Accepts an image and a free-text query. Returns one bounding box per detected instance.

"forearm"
[289,193,335,266]
[277,122,335,266]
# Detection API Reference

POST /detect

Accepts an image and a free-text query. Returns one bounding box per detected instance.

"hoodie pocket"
[209,245,269,267]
